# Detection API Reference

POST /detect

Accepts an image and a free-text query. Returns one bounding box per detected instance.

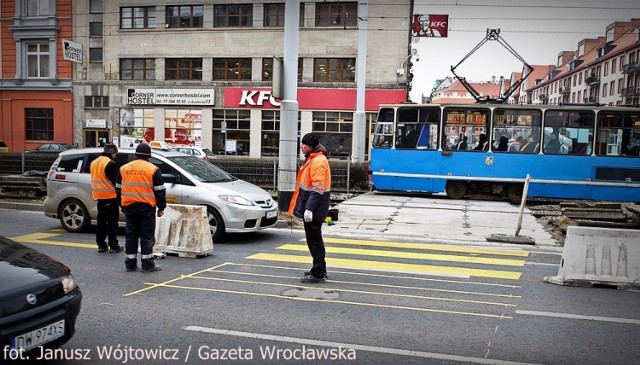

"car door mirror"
[162,173,177,184]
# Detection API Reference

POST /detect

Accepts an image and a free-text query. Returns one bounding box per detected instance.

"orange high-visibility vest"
[119,159,158,207]
[90,156,116,200]
[288,151,331,215]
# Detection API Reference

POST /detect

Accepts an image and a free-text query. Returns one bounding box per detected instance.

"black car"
[0,235,82,355]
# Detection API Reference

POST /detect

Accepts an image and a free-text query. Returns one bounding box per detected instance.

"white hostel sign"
[62,40,83,63]
[127,88,215,106]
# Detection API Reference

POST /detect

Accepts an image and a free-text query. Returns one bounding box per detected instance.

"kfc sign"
[239,90,281,107]
[412,14,448,38]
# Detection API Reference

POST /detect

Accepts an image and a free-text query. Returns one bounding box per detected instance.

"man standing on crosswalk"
[289,133,331,283]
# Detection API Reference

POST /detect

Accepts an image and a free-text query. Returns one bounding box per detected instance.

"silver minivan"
[43,148,278,241]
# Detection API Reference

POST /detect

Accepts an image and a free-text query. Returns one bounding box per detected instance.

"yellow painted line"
[144,282,513,319]
[247,253,522,280]
[208,270,521,300]
[321,237,529,257]
[11,233,95,249]
[224,262,521,289]
[124,262,231,297]
[280,244,525,267]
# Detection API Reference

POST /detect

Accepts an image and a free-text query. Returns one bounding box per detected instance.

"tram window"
[544,110,594,155]
[395,107,439,150]
[595,111,640,157]
[372,108,394,148]
[443,107,490,151]
[492,108,542,153]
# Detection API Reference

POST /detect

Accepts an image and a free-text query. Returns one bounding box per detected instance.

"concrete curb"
[0,201,43,212]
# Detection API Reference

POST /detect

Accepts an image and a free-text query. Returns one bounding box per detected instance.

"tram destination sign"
[127,88,215,106]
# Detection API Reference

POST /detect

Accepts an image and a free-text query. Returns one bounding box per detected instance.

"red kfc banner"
[412,14,448,38]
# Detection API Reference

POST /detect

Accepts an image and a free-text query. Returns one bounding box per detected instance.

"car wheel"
[445,181,467,200]
[59,199,90,232]
[207,207,225,242]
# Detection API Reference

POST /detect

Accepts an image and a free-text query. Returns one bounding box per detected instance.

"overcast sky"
[409,0,640,101]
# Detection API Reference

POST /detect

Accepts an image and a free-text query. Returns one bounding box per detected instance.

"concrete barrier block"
[154,204,214,258]
[544,226,640,289]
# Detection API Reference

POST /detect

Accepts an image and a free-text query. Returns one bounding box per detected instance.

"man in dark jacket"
[90,143,122,253]
[116,143,166,272]
[289,133,331,283]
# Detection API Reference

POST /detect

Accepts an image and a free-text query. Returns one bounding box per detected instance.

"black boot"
[141,258,161,273]
[125,258,137,271]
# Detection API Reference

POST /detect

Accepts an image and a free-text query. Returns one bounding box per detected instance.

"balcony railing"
[583,96,598,103]
[622,62,639,74]
[559,86,571,94]
[586,75,600,85]
[621,86,640,97]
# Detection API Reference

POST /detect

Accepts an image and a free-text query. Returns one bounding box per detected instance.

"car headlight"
[61,275,77,294]
[219,195,254,206]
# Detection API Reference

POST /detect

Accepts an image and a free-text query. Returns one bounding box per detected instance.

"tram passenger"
[626,138,640,156]
[474,134,489,151]
[456,136,468,150]
[519,135,539,153]
[544,133,562,154]
[508,136,524,152]
[399,124,419,148]
[495,136,509,151]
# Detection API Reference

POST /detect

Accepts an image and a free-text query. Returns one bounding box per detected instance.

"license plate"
[10,319,65,352]
[266,210,278,219]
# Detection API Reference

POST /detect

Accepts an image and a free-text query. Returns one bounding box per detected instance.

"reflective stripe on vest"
[119,159,158,207]
[90,156,116,200]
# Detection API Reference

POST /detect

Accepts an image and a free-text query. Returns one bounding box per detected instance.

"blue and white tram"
[370,103,640,203]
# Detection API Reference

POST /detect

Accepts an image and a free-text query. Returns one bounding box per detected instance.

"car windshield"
[168,156,236,183]
[202,148,215,156]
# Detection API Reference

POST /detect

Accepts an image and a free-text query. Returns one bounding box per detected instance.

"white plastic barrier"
[154,204,214,258]
[544,226,640,289]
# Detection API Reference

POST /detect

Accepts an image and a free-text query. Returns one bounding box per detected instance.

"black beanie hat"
[103,143,118,154]
[135,143,152,158]
[301,133,319,148]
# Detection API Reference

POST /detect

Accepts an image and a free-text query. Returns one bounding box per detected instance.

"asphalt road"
[1,208,639,365]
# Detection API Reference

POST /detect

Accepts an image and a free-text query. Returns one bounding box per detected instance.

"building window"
[316,2,357,27]
[25,108,54,141]
[602,83,608,97]
[578,72,582,85]
[85,96,109,109]
[120,108,155,145]
[312,111,353,159]
[166,5,203,28]
[166,58,202,80]
[619,55,625,71]
[611,58,617,74]
[261,110,302,156]
[25,0,51,17]
[314,58,356,82]
[89,48,103,62]
[121,6,156,29]
[89,22,103,37]
[165,109,202,146]
[618,78,623,93]
[27,43,49,78]
[213,109,251,154]
[610,81,616,96]
[604,62,609,76]
[90,0,103,13]
[262,57,302,82]
[120,58,155,80]
[214,4,252,27]
[263,3,305,27]
[213,58,252,80]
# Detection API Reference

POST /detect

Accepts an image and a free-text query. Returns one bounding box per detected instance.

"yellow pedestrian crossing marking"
[246,253,522,280]
[278,244,525,267]
[322,237,529,257]
[11,233,94,249]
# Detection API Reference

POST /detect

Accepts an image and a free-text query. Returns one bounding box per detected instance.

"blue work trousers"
[124,204,156,268]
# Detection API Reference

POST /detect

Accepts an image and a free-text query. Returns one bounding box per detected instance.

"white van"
[43,148,278,241]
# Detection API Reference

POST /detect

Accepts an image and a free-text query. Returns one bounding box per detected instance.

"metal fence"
[0,153,370,194]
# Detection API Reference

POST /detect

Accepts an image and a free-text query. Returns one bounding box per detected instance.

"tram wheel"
[445,181,467,200]
[506,184,524,204]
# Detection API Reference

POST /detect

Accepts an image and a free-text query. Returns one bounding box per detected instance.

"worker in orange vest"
[116,143,166,272]
[90,143,123,253]
[289,133,331,283]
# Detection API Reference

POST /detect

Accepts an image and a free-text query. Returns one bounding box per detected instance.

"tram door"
[84,129,111,148]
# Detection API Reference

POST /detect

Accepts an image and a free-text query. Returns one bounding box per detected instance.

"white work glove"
[303,209,313,222]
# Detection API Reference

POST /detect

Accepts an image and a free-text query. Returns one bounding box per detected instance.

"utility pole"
[352,1,368,163]
[277,0,300,211]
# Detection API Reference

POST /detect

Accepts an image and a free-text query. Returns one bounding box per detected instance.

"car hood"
[200,179,273,203]
[0,237,70,293]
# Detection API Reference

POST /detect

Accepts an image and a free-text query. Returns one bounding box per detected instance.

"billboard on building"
[62,39,83,63]
[412,14,448,38]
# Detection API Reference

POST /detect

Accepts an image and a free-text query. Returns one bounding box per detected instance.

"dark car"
[0,235,82,355]
[26,143,76,154]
